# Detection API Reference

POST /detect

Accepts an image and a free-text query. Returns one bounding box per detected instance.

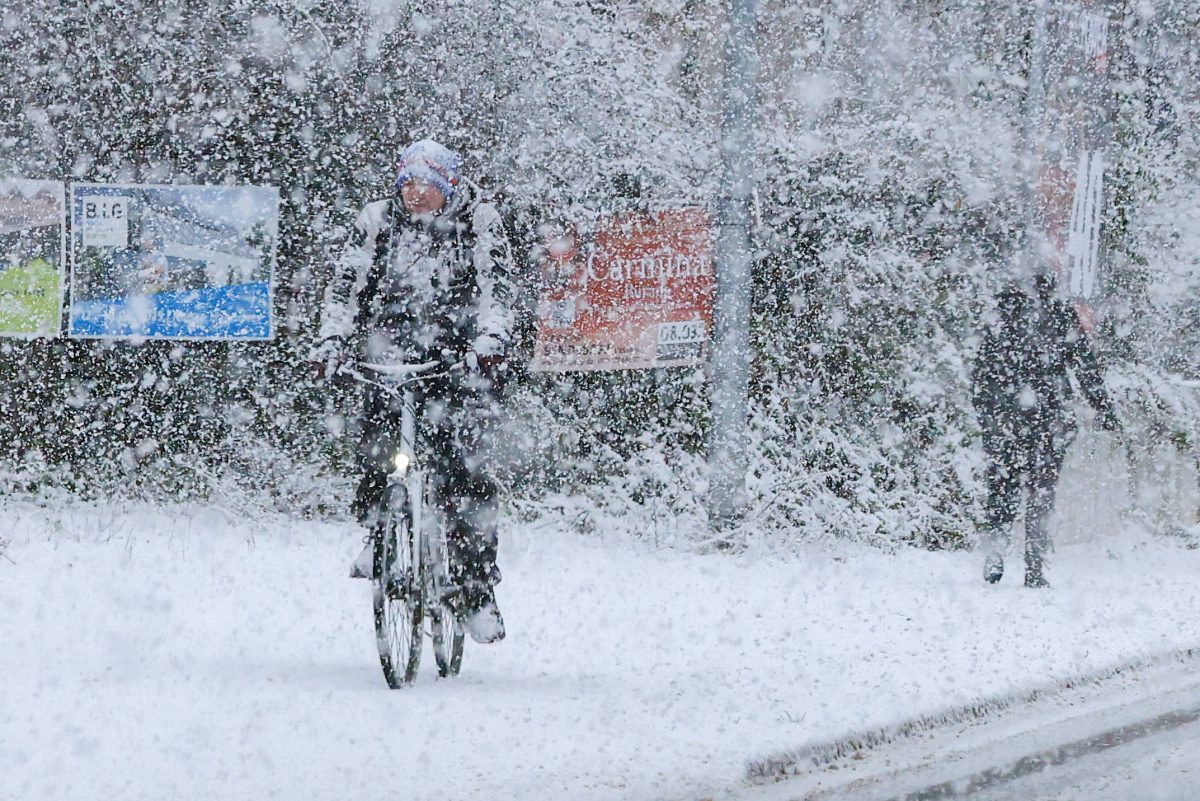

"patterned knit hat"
[395,139,461,199]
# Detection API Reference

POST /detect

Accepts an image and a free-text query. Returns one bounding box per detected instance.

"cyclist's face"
[401,180,446,216]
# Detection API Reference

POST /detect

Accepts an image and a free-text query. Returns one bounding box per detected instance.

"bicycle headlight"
[392,451,412,476]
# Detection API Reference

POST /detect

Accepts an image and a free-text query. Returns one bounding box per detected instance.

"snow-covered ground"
[3,501,1200,801]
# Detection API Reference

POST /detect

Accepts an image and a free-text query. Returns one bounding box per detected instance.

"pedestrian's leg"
[1023,432,1067,588]
[982,441,1020,583]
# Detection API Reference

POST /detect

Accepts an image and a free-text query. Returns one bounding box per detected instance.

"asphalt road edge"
[745,644,1200,783]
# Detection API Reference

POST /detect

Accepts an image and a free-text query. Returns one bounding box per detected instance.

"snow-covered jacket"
[318,179,515,365]
[971,286,1112,447]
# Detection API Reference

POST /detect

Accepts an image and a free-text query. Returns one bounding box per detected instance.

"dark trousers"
[353,378,501,590]
[982,423,1071,573]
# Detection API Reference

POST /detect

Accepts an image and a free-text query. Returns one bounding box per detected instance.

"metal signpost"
[707,0,759,529]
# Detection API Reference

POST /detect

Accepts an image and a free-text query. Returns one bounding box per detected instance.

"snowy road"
[900,678,1200,801]
[724,639,1200,801]
[773,711,1200,801]
[966,715,1200,801]
[3,503,1200,801]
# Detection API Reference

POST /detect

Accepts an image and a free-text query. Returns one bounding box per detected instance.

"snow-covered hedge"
[1,1,1197,546]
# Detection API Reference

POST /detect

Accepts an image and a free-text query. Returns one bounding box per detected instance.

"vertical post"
[707,0,758,529]
[1021,0,1049,281]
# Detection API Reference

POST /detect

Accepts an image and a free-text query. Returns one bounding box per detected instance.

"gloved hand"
[465,350,507,389]
[309,336,347,380]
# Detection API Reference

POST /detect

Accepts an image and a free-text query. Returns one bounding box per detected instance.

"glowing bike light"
[392,452,412,476]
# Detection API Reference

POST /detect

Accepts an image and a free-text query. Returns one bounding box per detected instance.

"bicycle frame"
[348,358,464,568]
[389,386,421,533]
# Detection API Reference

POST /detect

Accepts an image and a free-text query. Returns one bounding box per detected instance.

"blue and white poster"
[69,183,278,340]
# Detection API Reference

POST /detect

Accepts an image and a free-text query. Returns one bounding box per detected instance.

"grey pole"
[1021,0,1049,282]
[707,0,759,529]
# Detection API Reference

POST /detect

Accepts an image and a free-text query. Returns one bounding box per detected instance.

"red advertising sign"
[531,208,714,372]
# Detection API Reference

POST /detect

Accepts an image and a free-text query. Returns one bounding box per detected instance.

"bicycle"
[345,360,466,688]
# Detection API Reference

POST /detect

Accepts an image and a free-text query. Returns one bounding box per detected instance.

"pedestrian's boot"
[983,550,1004,584]
[1024,569,1050,589]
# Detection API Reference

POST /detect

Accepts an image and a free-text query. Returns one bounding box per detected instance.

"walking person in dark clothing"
[972,275,1121,588]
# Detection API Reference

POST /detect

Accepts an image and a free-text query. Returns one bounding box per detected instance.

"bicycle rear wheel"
[372,484,423,688]
[427,533,464,677]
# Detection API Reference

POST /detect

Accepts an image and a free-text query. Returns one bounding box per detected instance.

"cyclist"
[314,139,515,643]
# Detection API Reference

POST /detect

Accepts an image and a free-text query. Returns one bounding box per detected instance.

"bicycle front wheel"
[372,484,423,688]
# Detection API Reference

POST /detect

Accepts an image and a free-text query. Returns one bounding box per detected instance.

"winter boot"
[460,581,505,644]
[1024,569,1051,589]
[983,550,1005,584]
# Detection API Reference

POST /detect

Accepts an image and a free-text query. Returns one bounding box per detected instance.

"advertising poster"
[531,208,714,372]
[69,183,279,340]
[0,179,65,337]
[1033,1,1114,303]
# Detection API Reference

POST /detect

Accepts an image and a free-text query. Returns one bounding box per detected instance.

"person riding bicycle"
[314,139,515,644]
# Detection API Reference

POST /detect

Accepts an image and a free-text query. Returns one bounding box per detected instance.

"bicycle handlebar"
[336,359,465,396]
[359,360,441,378]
